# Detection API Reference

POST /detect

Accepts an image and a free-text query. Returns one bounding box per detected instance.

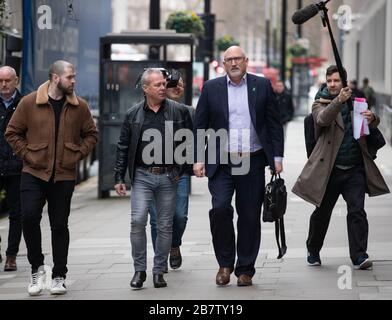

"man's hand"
[115,183,127,196]
[338,87,352,103]
[274,161,283,175]
[193,163,205,178]
[361,109,375,124]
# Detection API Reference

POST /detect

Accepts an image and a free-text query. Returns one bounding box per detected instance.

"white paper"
[353,100,370,140]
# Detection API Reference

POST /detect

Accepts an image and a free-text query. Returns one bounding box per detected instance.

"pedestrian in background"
[6,60,98,296]
[193,46,284,287]
[0,66,23,272]
[274,80,294,140]
[293,65,390,270]
[349,80,365,99]
[361,78,376,110]
[114,68,193,289]
[149,76,194,271]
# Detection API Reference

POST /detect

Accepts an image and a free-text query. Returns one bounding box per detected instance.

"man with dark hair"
[0,66,23,272]
[293,65,389,270]
[6,60,98,296]
[349,80,365,99]
[114,68,193,289]
[274,80,294,139]
[361,78,376,109]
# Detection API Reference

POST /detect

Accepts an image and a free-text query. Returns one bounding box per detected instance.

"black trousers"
[0,175,22,257]
[20,173,75,278]
[307,165,369,263]
[208,152,265,277]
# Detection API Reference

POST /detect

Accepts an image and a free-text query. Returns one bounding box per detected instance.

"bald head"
[0,66,19,100]
[223,46,248,83]
[0,66,17,78]
[49,60,75,81]
[224,46,246,60]
[48,60,76,96]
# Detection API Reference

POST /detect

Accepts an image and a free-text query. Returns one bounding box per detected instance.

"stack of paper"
[353,98,370,140]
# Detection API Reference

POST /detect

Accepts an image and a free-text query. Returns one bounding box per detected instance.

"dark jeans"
[207,152,266,278]
[20,173,75,278]
[0,175,22,257]
[150,174,190,250]
[307,165,369,263]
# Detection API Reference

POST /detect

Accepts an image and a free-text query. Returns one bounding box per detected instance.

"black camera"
[135,68,181,89]
[160,68,181,89]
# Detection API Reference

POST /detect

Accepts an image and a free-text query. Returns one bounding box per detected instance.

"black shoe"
[169,247,182,269]
[307,252,321,266]
[130,271,146,288]
[353,256,373,270]
[153,274,167,288]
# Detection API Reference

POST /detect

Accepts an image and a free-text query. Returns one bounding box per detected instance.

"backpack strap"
[275,217,287,259]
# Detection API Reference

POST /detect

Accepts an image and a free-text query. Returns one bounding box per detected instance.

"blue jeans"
[150,174,190,250]
[130,168,177,275]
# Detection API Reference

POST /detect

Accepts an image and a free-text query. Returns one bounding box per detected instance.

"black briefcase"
[263,174,287,259]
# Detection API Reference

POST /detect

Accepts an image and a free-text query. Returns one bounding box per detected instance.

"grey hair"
[0,66,17,78]
[140,68,164,87]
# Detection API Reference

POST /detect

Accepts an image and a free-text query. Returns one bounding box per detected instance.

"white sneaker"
[28,266,46,296]
[50,277,67,295]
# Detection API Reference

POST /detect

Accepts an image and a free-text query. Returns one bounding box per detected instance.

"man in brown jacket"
[6,60,98,296]
[292,65,389,270]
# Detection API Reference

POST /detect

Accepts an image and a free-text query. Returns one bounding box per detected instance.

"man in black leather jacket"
[114,68,193,289]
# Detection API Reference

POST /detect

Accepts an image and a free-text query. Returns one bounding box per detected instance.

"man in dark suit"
[193,46,284,287]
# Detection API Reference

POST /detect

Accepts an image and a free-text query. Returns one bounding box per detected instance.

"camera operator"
[114,68,193,289]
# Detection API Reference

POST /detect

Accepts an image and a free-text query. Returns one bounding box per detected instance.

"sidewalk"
[0,118,391,300]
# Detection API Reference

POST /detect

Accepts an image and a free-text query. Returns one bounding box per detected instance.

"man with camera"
[114,68,193,289]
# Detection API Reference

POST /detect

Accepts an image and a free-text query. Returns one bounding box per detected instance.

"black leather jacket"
[0,90,23,176]
[114,99,193,185]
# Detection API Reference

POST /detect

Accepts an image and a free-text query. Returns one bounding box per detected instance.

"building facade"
[342,0,392,106]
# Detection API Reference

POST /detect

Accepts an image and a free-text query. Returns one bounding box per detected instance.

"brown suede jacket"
[5,81,98,182]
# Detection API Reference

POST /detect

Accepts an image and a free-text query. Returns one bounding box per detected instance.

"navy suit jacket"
[194,73,284,178]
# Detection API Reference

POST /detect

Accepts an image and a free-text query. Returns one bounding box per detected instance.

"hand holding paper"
[353,98,370,140]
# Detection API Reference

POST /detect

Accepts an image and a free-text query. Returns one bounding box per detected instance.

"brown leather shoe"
[4,256,17,272]
[216,267,233,286]
[237,274,253,287]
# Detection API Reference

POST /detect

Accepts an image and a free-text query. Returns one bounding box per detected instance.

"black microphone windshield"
[292,4,320,25]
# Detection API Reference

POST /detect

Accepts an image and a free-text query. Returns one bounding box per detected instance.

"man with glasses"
[6,60,98,296]
[194,46,284,287]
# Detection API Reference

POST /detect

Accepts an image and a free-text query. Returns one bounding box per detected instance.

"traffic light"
[196,13,215,62]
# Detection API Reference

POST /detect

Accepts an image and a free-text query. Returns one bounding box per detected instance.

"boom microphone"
[292,4,320,25]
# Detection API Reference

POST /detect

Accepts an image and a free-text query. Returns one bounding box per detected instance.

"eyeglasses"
[224,56,246,64]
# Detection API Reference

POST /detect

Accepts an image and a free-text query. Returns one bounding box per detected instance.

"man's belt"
[228,149,264,158]
[140,166,174,175]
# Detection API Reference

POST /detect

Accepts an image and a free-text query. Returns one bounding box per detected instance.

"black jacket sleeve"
[114,113,131,184]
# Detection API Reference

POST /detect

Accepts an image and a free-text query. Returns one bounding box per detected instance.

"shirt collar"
[227,74,247,86]
[144,99,166,111]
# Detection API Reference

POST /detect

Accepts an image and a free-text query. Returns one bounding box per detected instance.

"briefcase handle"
[269,173,282,183]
